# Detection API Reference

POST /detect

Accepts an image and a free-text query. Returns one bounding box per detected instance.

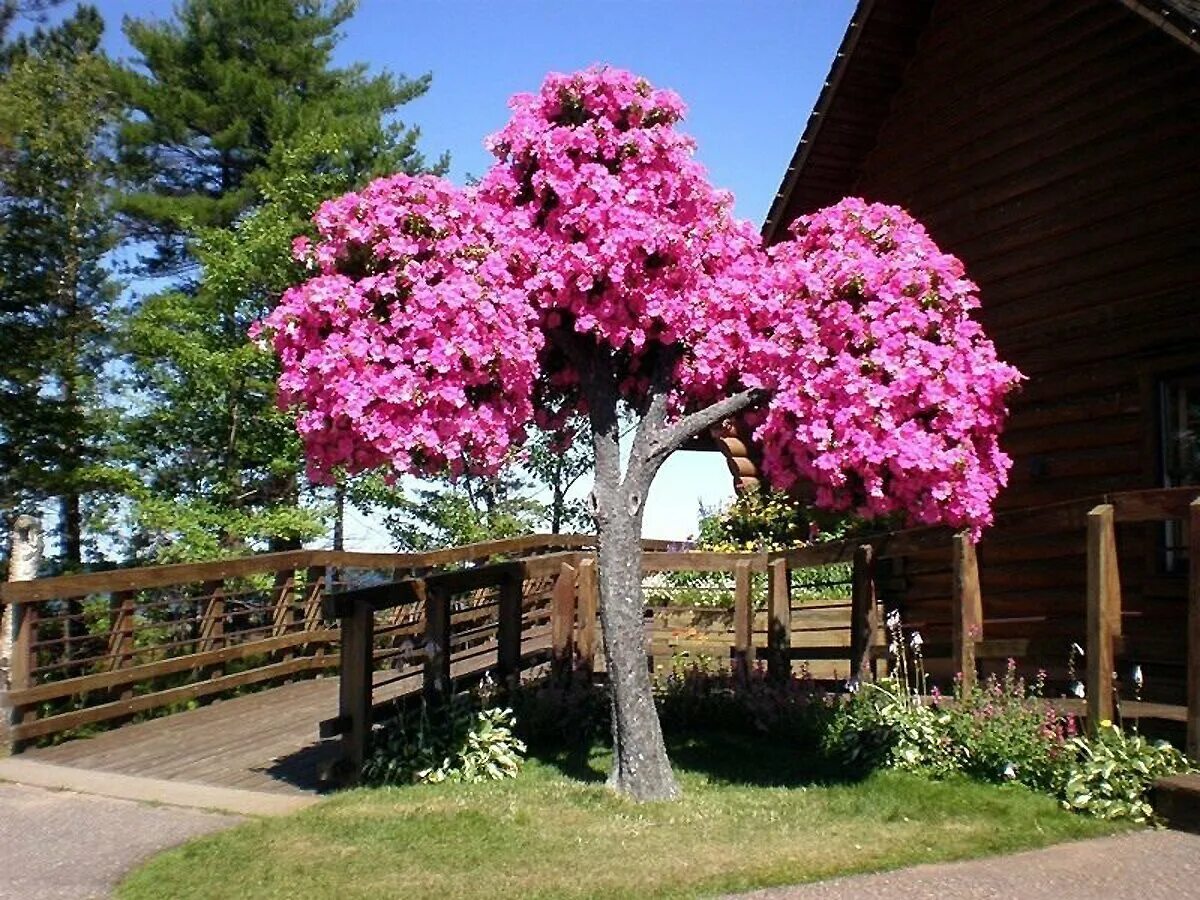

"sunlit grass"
[119,731,1124,900]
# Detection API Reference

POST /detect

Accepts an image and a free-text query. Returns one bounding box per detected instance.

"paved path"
[731,829,1200,899]
[0,783,238,899]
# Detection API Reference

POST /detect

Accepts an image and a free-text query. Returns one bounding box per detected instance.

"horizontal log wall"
[832,0,1200,703]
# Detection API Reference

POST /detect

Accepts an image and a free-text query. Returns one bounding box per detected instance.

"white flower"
[909,631,924,649]
[888,641,898,657]
[1002,762,1017,780]
[1071,681,1086,699]
[845,677,860,694]
[1071,642,1085,658]
[886,609,901,629]
[1132,665,1144,688]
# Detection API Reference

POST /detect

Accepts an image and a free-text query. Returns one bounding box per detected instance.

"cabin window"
[1160,374,1200,572]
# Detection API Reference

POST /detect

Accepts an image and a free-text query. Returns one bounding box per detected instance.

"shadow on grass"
[525,727,869,789]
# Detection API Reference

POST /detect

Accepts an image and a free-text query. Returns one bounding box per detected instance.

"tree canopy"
[260,66,1022,800]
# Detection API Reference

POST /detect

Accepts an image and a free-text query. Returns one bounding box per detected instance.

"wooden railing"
[0,534,669,750]
[1082,490,1200,755]
[6,487,1199,769]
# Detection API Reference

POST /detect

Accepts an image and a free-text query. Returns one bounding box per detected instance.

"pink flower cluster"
[749,200,1023,532]
[257,174,541,482]
[478,66,766,413]
[258,67,1023,533]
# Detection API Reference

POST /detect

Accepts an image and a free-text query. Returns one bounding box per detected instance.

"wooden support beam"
[576,558,599,675]
[423,584,451,704]
[1188,498,1200,761]
[338,599,374,784]
[1086,504,1120,729]
[496,570,523,688]
[767,558,791,682]
[732,560,753,679]
[849,544,877,682]
[550,562,577,681]
[951,533,983,692]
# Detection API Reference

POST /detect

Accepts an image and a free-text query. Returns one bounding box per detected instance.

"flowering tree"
[258,67,1022,801]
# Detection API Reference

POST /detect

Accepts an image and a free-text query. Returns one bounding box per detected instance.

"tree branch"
[648,387,762,463]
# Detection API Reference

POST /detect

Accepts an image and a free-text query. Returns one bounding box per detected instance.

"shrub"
[363,694,526,786]
[654,656,835,743]
[822,635,1194,822]
[1063,721,1193,822]
[507,673,609,749]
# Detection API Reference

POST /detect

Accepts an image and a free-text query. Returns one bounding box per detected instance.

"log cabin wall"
[766,0,1200,701]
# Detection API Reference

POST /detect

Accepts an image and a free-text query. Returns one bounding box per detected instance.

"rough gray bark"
[575,337,759,801]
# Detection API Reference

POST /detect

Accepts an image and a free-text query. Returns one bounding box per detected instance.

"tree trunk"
[61,493,82,570]
[593,482,680,801]
[582,346,680,801]
[333,483,345,552]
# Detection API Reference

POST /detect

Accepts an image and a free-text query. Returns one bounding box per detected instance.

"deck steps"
[1153,774,1200,833]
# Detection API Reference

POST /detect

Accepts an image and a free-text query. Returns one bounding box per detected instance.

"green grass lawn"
[118,732,1125,900]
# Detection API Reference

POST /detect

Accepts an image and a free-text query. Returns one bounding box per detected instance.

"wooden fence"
[5,488,1199,775]
[0,534,641,750]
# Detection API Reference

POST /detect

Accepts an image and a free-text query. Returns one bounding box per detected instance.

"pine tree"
[117,0,444,559]
[116,0,432,277]
[0,5,123,567]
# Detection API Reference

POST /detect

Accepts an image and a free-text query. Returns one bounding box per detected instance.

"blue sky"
[60,0,855,547]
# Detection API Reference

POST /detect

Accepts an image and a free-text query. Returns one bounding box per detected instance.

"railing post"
[3,516,42,754]
[496,567,523,689]
[550,561,578,681]
[767,557,791,682]
[1087,504,1120,730]
[952,533,983,692]
[1188,498,1200,760]
[732,560,753,680]
[423,583,451,704]
[850,544,878,682]
[576,557,599,675]
[338,598,373,783]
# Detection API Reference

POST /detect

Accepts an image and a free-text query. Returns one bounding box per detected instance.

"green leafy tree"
[117,0,443,560]
[524,424,592,534]
[347,469,547,553]
[0,6,123,567]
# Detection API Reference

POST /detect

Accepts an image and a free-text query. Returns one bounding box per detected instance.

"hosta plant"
[1063,721,1193,823]
[363,696,526,786]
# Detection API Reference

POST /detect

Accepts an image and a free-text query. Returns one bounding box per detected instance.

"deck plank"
[17,633,554,795]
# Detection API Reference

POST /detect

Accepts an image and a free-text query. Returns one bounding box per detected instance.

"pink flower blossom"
[258,67,1022,535]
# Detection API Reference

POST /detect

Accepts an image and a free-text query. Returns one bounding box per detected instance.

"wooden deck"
[19,631,555,796]
[21,677,344,795]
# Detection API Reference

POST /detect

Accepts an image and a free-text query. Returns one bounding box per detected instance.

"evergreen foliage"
[0,5,123,566]
[117,0,443,559]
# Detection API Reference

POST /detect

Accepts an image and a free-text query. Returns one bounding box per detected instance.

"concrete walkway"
[0,758,318,816]
[0,783,238,899]
[731,829,1200,899]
